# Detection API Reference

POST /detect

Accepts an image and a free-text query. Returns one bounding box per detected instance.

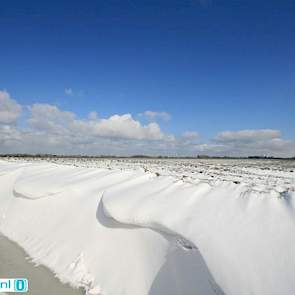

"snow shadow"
[96,197,226,295]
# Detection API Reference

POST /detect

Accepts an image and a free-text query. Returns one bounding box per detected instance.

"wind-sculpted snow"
[0,159,295,295]
[102,177,295,295]
[0,160,222,295]
[9,156,295,192]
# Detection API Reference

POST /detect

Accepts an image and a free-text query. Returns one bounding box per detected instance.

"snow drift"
[0,159,294,295]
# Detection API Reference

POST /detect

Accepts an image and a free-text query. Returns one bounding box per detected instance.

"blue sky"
[0,0,295,156]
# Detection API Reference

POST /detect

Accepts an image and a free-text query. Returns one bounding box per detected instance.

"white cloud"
[139,110,171,122]
[0,91,294,157]
[216,129,281,143]
[182,131,199,141]
[88,111,98,120]
[28,104,75,134]
[0,100,176,155]
[91,114,168,140]
[210,129,295,157]
[0,90,22,124]
[27,104,171,142]
[65,88,73,96]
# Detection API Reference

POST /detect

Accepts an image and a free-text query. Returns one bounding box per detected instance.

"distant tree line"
[0,153,295,160]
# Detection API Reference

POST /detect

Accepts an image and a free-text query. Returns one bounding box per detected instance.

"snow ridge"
[0,159,295,295]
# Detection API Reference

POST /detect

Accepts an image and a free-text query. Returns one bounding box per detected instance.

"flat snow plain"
[0,157,295,295]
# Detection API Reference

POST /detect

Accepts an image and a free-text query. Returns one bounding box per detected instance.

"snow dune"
[0,159,294,295]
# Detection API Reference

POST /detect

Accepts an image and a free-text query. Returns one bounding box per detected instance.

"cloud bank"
[138,111,171,122]
[0,90,294,157]
[216,129,282,143]
[0,90,22,124]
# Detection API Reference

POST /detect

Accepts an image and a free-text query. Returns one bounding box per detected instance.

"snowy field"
[0,157,295,295]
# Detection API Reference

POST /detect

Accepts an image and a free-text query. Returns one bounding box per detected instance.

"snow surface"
[0,158,295,295]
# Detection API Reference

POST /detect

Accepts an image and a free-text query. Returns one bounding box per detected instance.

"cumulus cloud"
[88,111,98,120]
[139,110,171,122]
[182,131,199,141]
[165,129,295,158]
[0,90,22,124]
[28,104,75,135]
[210,129,294,157]
[216,129,282,143]
[0,102,176,155]
[0,91,294,157]
[93,115,169,140]
[27,104,170,142]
